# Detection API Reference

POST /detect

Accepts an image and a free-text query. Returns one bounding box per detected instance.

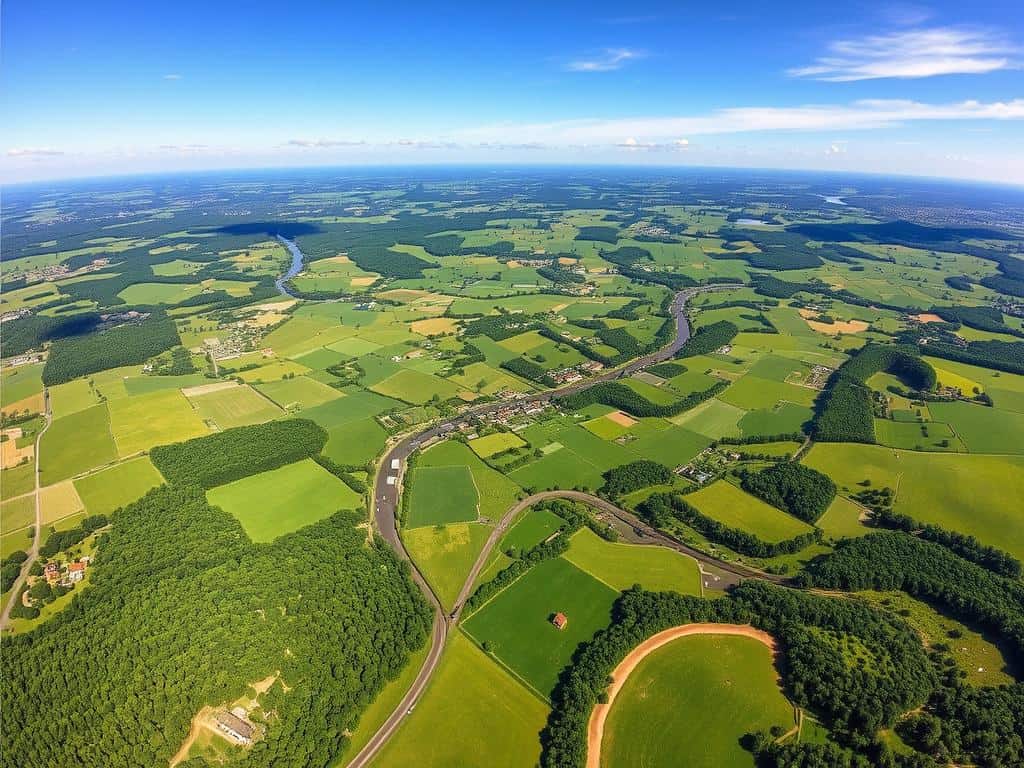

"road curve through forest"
[585,623,779,768]
[0,390,52,631]
[346,282,749,768]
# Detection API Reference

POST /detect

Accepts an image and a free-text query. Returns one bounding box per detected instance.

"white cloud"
[163,73,182,80]
[6,147,64,157]
[826,142,848,155]
[616,137,691,151]
[286,138,366,148]
[789,27,1017,81]
[456,99,1024,145]
[567,48,643,72]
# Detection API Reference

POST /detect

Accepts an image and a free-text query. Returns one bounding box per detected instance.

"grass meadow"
[406,465,478,527]
[602,634,794,768]
[564,527,702,595]
[686,480,815,542]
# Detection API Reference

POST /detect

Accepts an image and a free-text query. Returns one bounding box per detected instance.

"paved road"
[345,282,742,768]
[1,390,52,631]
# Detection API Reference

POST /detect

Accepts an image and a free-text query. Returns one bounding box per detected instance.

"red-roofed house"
[552,612,568,630]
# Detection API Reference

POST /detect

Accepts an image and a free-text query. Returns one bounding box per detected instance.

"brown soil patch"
[505,260,522,268]
[911,313,943,324]
[798,309,869,335]
[587,624,778,768]
[606,411,638,427]
[1,431,34,469]
[557,257,577,265]
[350,276,378,287]
[1,392,44,418]
[246,312,287,328]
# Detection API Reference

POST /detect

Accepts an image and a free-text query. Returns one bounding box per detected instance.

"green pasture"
[47,379,100,419]
[686,481,814,542]
[186,384,283,429]
[39,405,118,484]
[371,369,464,405]
[738,402,813,437]
[928,401,1024,455]
[406,465,478,528]
[1,463,35,500]
[1,363,44,407]
[1,495,35,533]
[403,522,492,611]
[564,527,702,595]
[323,417,388,466]
[206,459,361,542]
[461,556,618,697]
[804,443,1024,560]
[668,397,745,438]
[419,440,521,522]
[373,632,547,768]
[873,418,965,452]
[815,496,870,541]
[107,389,209,457]
[500,508,565,554]
[469,432,527,458]
[718,373,818,411]
[255,375,343,410]
[602,634,794,768]
[73,457,164,516]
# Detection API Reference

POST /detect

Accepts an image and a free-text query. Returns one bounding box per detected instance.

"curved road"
[0,390,52,630]
[347,282,747,768]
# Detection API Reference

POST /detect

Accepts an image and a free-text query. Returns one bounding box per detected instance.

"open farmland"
[564,527,702,595]
[686,480,815,542]
[405,465,478,527]
[206,459,361,542]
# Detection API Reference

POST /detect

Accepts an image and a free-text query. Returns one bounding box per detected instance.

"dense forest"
[150,419,327,488]
[0,484,431,768]
[599,460,671,498]
[739,463,836,523]
[42,315,182,385]
[675,320,738,358]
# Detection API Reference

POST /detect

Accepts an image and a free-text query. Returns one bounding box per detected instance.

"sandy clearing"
[606,410,638,427]
[587,623,778,768]
[798,309,869,335]
[350,276,378,287]
[182,381,240,398]
[911,313,943,323]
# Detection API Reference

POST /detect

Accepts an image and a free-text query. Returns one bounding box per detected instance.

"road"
[345,282,744,768]
[1,389,52,630]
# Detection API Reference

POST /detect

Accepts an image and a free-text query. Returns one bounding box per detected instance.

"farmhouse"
[552,612,568,630]
[213,710,255,745]
[44,562,61,584]
[66,562,86,584]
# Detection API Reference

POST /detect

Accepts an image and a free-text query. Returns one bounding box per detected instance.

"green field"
[928,401,1024,455]
[1,363,44,407]
[804,443,1024,560]
[873,418,965,452]
[255,375,344,410]
[107,389,209,457]
[206,459,362,542]
[48,378,100,419]
[738,402,814,437]
[419,440,522,522]
[374,632,547,768]
[186,384,283,429]
[406,465,478,527]
[39,405,118,484]
[564,527,702,595]
[403,522,492,611]
[670,397,746,438]
[1,462,35,500]
[323,417,388,465]
[602,634,794,768]
[73,457,164,516]
[370,369,463,405]
[468,432,527,458]
[1,495,35,532]
[815,496,870,541]
[500,508,565,554]
[686,480,815,542]
[462,556,618,696]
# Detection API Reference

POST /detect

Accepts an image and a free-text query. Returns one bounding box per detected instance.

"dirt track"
[586,623,778,768]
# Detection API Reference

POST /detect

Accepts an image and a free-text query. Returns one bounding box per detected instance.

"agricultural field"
[374,632,547,768]
[107,389,209,457]
[405,465,478,527]
[206,458,361,542]
[563,528,702,595]
[602,634,794,768]
[462,556,618,696]
[686,480,816,542]
[403,522,492,611]
[804,444,1024,561]
[39,404,118,484]
[73,457,164,516]
[184,383,283,429]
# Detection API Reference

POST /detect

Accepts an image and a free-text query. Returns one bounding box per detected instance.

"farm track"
[345,282,789,768]
[1,390,52,630]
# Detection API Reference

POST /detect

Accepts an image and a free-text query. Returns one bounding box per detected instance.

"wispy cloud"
[286,138,366,148]
[6,147,64,157]
[163,73,182,80]
[567,48,643,72]
[457,99,1024,145]
[617,137,690,151]
[789,27,1017,81]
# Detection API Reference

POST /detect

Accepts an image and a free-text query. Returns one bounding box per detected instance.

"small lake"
[822,195,847,206]
[275,236,304,297]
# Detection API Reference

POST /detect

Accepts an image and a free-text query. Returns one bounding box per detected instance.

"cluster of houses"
[548,360,604,386]
[44,557,90,588]
[478,399,549,428]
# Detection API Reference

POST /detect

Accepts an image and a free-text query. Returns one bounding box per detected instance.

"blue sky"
[2,0,1023,183]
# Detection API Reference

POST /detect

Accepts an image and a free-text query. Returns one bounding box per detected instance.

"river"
[275,236,304,297]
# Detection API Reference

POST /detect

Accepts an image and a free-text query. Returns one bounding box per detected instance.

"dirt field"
[411,318,459,336]
[586,623,778,768]
[911,313,943,323]
[798,309,869,335]
[1,393,44,418]
[1,429,34,469]
[350,276,378,287]
[606,411,638,427]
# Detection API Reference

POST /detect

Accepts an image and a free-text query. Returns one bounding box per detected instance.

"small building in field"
[552,612,568,630]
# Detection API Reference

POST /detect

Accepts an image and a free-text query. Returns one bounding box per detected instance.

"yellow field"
[40,481,85,524]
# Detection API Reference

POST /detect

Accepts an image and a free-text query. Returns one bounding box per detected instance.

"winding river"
[275,236,304,297]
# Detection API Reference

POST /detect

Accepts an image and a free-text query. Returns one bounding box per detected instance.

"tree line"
[150,419,327,488]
